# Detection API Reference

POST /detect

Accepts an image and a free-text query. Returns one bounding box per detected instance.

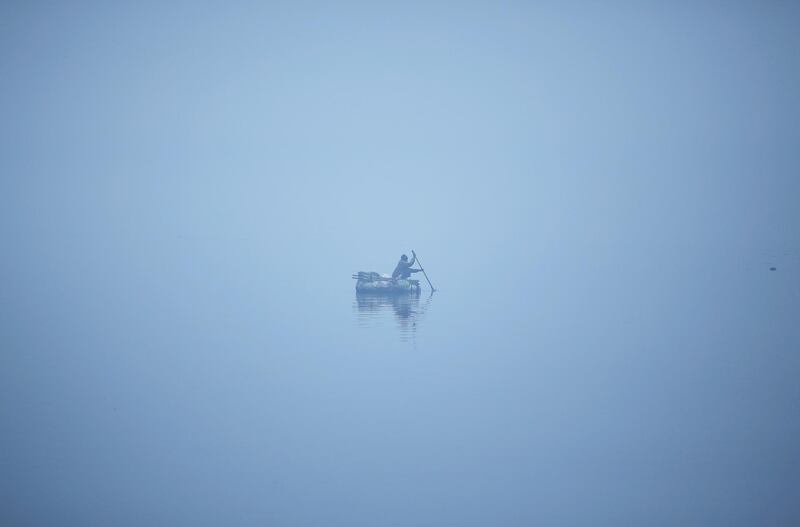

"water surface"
[2,2,800,525]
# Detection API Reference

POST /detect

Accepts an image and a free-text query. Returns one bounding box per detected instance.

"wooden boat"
[352,271,421,294]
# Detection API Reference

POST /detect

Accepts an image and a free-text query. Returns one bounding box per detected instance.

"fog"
[2,2,799,525]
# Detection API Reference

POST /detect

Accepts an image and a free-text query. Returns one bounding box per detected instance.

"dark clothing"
[392,254,417,279]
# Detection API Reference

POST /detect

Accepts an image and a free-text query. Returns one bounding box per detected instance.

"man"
[392,251,424,280]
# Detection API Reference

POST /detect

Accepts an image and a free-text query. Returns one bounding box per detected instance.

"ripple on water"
[352,292,435,341]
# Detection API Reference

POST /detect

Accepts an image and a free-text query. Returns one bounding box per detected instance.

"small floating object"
[770,267,777,271]
[352,271,421,294]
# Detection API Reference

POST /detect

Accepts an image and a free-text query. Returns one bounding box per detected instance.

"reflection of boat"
[352,271,421,294]
[355,292,419,317]
[354,291,426,338]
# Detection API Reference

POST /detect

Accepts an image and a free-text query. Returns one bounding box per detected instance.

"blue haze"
[1,2,799,525]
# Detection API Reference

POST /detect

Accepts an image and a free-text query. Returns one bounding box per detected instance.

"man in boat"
[392,251,424,280]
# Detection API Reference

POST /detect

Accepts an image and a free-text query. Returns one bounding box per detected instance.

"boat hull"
[355,279,421,294]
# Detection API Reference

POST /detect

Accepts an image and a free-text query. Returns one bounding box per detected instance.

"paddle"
[412,250,436,292]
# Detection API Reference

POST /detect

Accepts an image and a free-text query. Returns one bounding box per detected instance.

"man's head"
[401,254,408,261]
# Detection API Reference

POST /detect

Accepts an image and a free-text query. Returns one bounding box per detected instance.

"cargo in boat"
[352,271,421,294]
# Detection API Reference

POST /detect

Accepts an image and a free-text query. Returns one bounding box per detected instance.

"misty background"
[1,2,799,525]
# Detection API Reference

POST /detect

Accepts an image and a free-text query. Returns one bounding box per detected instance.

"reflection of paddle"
[412,250,435,292]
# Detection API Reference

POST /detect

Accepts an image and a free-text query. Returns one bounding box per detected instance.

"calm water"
[5,246,797,525]
[3,2,800,525]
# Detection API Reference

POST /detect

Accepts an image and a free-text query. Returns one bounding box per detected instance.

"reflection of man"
[354,288,425,339]
[392,250,424,279]
[392,295,413,320]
